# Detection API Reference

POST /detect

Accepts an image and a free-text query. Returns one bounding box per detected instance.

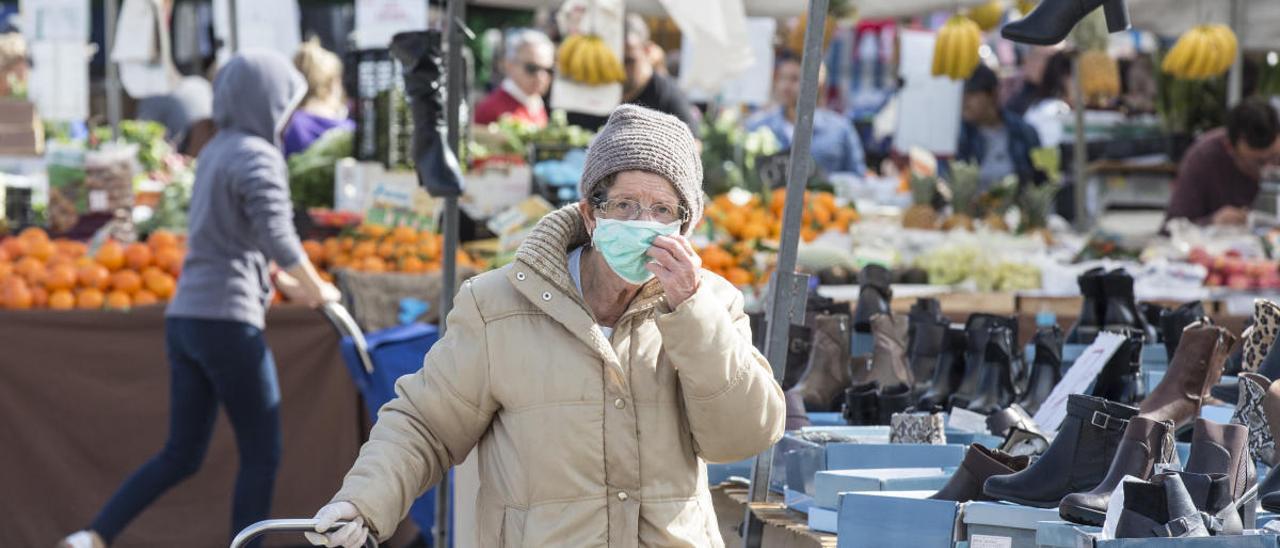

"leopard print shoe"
[1243,300,1280,373]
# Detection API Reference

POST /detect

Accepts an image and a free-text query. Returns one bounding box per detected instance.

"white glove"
[304,501,370,548]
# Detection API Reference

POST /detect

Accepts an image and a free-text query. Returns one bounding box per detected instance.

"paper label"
[1032,332,1127,432]
[88,190,108,212]
[970,534,1013,548]
[354,0,428,49]
[947,407,989,434]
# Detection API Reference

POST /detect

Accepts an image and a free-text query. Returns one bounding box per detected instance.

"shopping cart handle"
[229,518,377,548]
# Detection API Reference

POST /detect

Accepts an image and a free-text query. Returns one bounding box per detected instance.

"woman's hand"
[646,234,702,308]
[305,501,369,548]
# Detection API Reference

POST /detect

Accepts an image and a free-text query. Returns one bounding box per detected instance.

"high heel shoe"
[1001,0,1130,46]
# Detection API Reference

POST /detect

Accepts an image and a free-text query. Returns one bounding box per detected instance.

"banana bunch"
[966,1,1007,32]
[1079,50,1121,101]
[1017,0,1038,17]
[1161,24,1239,80]
[932,15,983,81]
[558,34,626,86]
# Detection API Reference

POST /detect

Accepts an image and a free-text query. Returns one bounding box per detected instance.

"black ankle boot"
[983,394,1139,507]
[1113,473,1209,539]
[1102,269,1156,342]
[389,31,463,197]
[853,264,892,333]
[918,325,966,411]
[1160,301,1207,362]
[1090,329,1144,405]
[965,326,1019,415]
[1018,325,1064,416]
[1001,0,1130,46]
[1066,267,1105,345]
[843,381,880,426]
[879,384,914,425]
[909,318,948,394]
[951,314,1017,410]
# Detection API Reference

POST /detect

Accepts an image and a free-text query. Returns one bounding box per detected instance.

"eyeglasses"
[594,198,687,224]
[522,62,554,77]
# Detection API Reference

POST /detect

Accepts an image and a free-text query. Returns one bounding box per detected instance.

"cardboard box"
[964,501,1063,548]
[813,467,954,509]
[837,490,961,548]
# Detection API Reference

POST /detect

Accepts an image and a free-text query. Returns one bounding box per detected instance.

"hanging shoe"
[890,411,946,444]
[842,381,880,426]
[909,316,948,394]
[879,383,915,426]
[951,314,1017,410]
[787,313,851,412]
[389,31,463,197]
[1001,0,1130,46]
[1244,300,1280,374]
[853,313,913,390]
[965,326,1020,415]
[852,264,892,334]
[918,324,967,412]
[1018,325,1064,415]
[1140,322,1236,431]
[1101,269,1156,342]
[1113,473,1210,539]
[1089,329,1145,405]
[983,394,1139,508]
[1182,419,1256,530]
[1159,300,1207,363]
[1059,416,1177,526]
[930,444,1030,502]
[1065,267,1106,344]
[1231,373,1277,466]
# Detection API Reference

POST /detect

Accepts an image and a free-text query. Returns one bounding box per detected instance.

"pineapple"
[978,176,1018,232]
[902,174,940,230]
[943,162,981,231]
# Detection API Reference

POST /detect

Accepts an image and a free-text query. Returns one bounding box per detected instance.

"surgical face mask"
[591,218,681,285]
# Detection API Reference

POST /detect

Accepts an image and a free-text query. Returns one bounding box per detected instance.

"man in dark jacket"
[957,64,1043,188]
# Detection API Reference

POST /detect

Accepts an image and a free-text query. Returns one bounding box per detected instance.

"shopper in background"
[957,64,1043,188]
[474,28,554,126]
[746,51,867,177]
[283,37,354,157]
[1005,45,1062,116]
[59,51,340,548]
[136,75,213,148]
[1165,97,1280,227]
[304,105,783,548]
[566,15,700,136]
[1021,51,1073,148]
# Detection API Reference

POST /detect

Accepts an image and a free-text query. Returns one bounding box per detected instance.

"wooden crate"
[711,483,837,548]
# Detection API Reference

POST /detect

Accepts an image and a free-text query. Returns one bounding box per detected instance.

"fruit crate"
[351,49,413,170]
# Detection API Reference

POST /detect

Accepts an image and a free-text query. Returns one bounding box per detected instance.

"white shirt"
[568,246,614,340]
[500,78,545,114]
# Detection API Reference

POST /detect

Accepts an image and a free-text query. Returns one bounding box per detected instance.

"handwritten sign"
[1032,332,1127,433]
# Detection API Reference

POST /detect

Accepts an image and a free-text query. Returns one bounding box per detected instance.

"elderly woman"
[306,105,785,547]
[474,28,555,127]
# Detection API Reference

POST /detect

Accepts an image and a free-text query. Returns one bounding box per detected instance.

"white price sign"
[1032,332,1127,433]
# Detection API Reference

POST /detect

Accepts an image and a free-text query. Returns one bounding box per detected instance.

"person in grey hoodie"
[60,51,340,548]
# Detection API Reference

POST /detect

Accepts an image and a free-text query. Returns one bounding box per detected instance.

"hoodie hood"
[212,50,307,146]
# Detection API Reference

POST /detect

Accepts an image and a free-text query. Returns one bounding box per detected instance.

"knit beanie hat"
[579,104,704,232]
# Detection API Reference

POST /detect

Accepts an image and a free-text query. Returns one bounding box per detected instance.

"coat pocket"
[500,506,527,548]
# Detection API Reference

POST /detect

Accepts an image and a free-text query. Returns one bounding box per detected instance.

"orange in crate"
[96,241,126,271]
[48,289,75,310]
[105,290,132,310]
[30,287,47,308]
[154,247,184,277]
[78,264,111,291]
[147,230,180,250]
[144,272,176,299]
[124,243,153,270]
[133,290,159,306]
[112,270,143,295]
[76,288,105,309]
[2,278,32,309]
[46,264,77,291]
[27,240,55,262]
[1,237,27,259]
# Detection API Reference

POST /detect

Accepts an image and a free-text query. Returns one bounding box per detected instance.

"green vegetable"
[287,129,354,209]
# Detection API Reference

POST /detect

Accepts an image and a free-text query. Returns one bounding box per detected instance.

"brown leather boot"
[1184,419,1256,530]
[1138,322,1236,431]
[1059,416,1177,526]
[930,444,1030,502]
[851,313,913,389]
[787,313,852,412]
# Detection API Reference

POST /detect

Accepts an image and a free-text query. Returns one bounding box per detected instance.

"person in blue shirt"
[746,52,867,177]
[957,63,1044,188]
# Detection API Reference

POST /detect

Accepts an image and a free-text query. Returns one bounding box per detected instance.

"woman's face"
[581,170,682,234]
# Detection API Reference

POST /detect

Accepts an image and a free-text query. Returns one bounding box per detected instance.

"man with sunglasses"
[1164,97,1280,228]
[475,28,555,126]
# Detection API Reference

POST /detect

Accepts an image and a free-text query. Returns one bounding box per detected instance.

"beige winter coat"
[332,205,786,547]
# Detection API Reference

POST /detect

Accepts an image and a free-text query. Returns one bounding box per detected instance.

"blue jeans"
[91,317,282,545]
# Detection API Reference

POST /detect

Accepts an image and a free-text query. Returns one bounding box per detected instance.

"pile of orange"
[703,189,858,244]
[696,241,762,287]
[0,228,184,311]
[303,224,483,277]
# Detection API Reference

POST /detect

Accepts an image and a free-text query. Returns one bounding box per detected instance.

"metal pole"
[436,1,466,546]
[1071,53,1089,231]
[1226,0,1244,107]
[227,0,239,54]
[105,0,122,139]
[741,0,825,546]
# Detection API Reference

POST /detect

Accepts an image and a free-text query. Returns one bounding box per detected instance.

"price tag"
[970,534,1013,548]
[1032,332,1127,432]
[947,407,990,434]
